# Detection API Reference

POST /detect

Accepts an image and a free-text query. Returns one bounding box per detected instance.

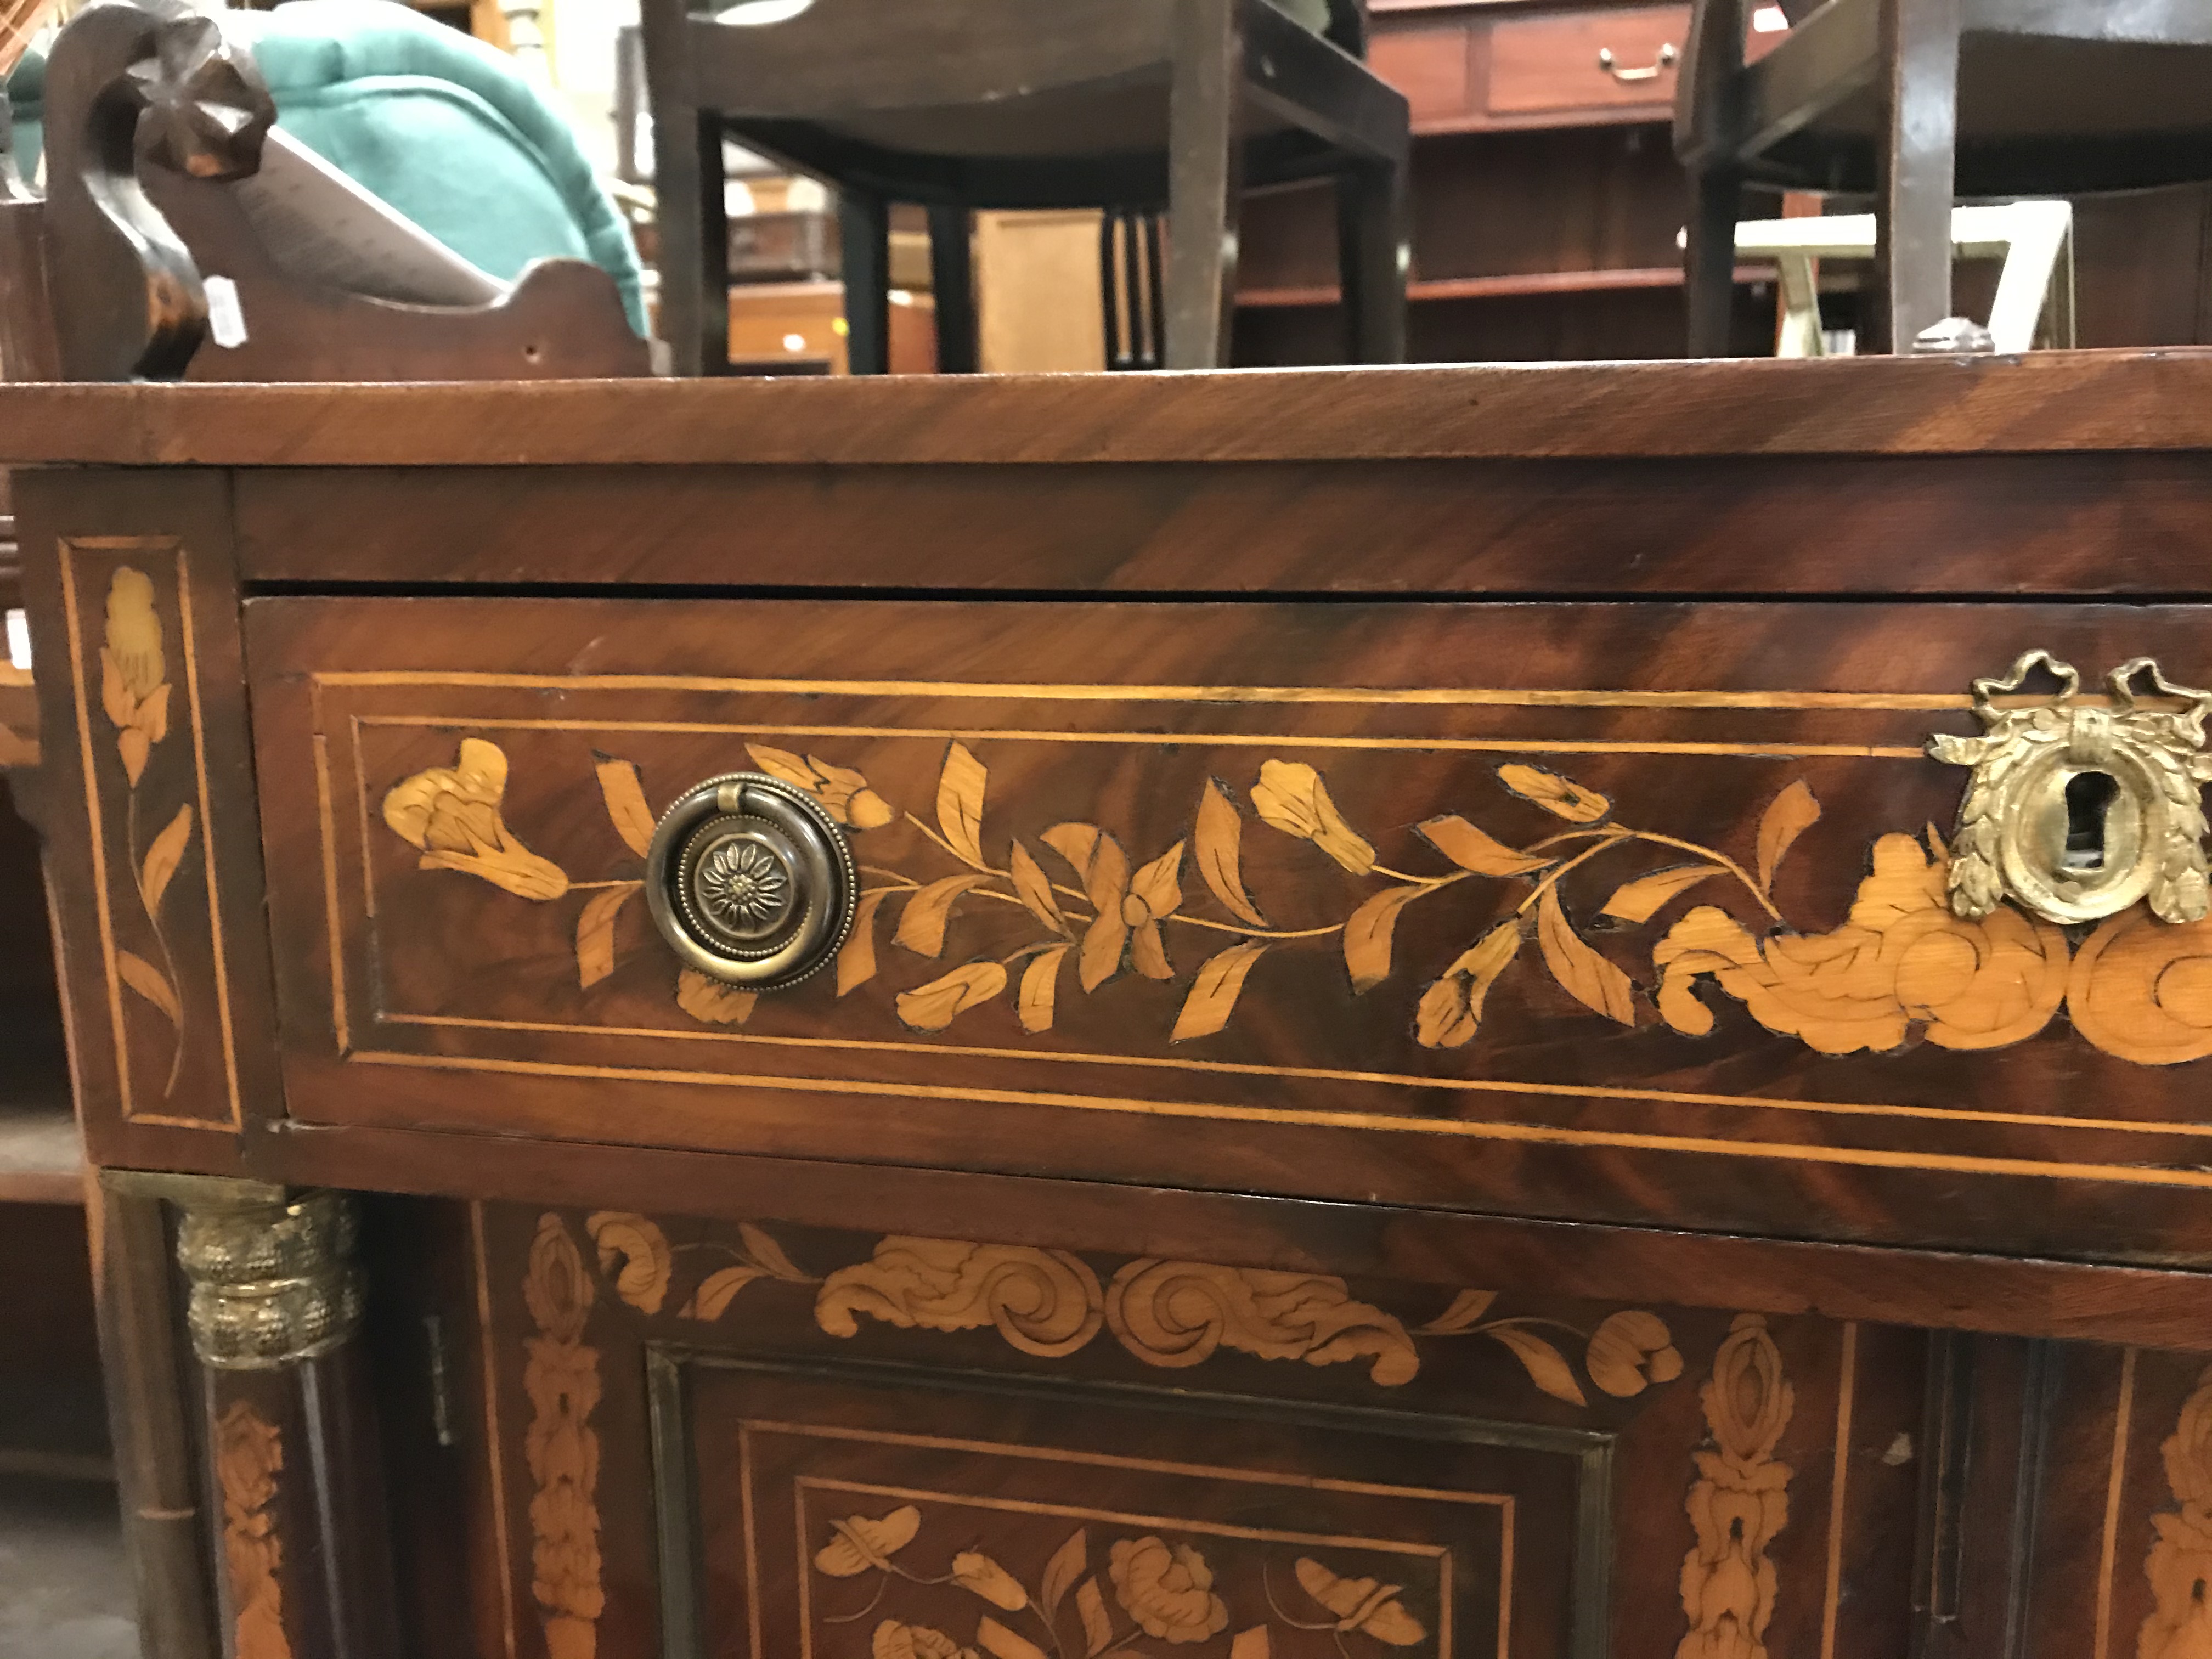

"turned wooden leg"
[172,1181,399,1659]
[1871,0,1960,353]
[93,1175,220,1659]
[1165,0,1244,369]
[1336,160,1408,366]
[1684,165,1742,358]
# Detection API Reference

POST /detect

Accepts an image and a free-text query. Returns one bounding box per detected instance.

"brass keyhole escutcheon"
[2061,770,2119,870]
[644,772,857,989]
[1931,652,2212,926]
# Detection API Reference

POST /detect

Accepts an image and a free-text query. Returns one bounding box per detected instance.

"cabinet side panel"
[17,466,282,1172]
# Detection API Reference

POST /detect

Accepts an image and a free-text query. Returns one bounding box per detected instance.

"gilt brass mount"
[175,1187,365,1370]
[1929,652,2212,927]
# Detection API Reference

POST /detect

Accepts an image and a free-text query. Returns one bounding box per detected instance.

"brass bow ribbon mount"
[1930,652,2212,928]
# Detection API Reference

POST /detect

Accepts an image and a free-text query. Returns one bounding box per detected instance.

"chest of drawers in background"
[1242,0,2212,365]
[17,356,2212,1659]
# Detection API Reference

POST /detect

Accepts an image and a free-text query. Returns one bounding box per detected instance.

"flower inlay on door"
[811,1503,1435,1658]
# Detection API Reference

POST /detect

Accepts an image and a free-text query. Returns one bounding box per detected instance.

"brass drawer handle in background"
[645,772,857,989]
[1596,42,1677,81]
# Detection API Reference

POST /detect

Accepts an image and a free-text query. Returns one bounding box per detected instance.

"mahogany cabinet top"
[2,350,2212,467]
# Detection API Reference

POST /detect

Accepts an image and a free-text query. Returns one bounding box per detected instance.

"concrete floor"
[0,1476,136,1659]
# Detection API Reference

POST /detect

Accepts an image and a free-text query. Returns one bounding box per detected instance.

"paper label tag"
[5,609,29,672]
[204,275,249,349]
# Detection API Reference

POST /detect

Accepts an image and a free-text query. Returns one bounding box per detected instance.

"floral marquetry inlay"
[1677,1316,1795,1659]
[98,567,197,1094]
[385,730,2212,1065]
[2140,1364,2212,1659]
[522,1215,605,1659]
[215,1400,289,1659]
[810,1500,1434,1658]
[559,1214,1681,1407]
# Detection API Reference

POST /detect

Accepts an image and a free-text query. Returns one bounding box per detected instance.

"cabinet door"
[453,1203,1921,1659]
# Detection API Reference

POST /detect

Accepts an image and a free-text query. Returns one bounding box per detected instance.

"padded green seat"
[8,0,644,334]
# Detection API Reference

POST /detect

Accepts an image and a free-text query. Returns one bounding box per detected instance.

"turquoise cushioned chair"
[8,0,645,334]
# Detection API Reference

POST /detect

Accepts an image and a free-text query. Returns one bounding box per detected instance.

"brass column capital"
[173,1186,365,1370]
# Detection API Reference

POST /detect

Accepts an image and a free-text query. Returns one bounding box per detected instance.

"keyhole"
[2063,771,2119,871]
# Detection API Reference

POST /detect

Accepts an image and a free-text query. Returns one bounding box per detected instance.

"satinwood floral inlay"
[570,1214,1681,1405]
[383,731,2211,1065]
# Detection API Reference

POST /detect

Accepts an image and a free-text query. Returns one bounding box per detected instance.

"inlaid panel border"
[312,679,2212,1192]
[788,1476,1468,1659]
[59,537,242,1130]
[646,1352,1612,1659]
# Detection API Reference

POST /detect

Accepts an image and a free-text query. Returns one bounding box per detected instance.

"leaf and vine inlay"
[566,1217,1679,1404]
[383,732,2210,1064]
[810,1504,1433,1659]
[100,568,194,1093]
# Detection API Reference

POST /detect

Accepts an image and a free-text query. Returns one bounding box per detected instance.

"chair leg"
[1684,165,1740,358]
[1165,0,1244,370]
[650,105,726,376]
[927,204,979,374]
[1871,0,1960,352]
[1336,160,1408,365]
[839,191,892,375]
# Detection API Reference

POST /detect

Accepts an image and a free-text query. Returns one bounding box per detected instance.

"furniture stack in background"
[1236,0,1789,361]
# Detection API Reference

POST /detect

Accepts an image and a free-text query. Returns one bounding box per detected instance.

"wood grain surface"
[2,350,2212,466]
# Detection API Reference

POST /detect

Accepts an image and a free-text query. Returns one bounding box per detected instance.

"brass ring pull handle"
[644,773,857,989]
[1596,43,1676,81]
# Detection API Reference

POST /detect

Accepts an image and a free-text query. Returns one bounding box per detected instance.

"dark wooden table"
[11,353,2212,1658]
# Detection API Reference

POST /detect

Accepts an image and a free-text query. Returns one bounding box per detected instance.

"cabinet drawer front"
[1368,22,1476,125]
[1488,5,1688,116]
[251,596,2212,1263]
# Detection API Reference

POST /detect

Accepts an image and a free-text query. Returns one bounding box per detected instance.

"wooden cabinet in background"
[1259,0,2212,364]
[726,282,938,375]
[975,210,1108,374]
[1237,0,1779,364]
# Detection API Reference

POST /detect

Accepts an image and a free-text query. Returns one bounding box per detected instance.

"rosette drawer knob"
[644,774,857,989]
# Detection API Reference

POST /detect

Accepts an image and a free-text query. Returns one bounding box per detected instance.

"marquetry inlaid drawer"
[239,594,2212,1265]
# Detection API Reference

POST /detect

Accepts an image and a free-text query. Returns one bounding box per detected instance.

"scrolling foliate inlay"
[387,731,2212,1065]
[567,1214,1683,1406]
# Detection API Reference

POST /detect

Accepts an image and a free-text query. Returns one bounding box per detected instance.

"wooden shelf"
[0,1083,84,1206]
[1238,264,1776,308]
